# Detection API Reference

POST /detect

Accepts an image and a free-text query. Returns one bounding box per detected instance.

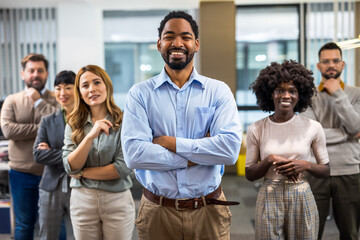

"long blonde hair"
[68,65,123,145]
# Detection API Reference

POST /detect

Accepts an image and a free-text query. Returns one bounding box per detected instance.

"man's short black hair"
[318,42,342,59]
[54,70,76,86]
[158,11,199,39]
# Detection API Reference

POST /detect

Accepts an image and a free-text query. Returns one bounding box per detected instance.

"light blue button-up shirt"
[121,68,242,199]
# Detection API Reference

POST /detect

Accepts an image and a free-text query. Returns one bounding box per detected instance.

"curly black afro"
[250,60,315,113]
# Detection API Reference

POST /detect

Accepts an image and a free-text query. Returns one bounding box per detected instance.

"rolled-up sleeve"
[113,127,132,178]
[62,124,81,175]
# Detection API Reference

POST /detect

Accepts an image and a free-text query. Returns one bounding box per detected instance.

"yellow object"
[237,154,246,176]
[236,132,247,176]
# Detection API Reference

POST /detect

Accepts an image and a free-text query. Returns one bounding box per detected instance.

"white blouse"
[245,114,329,180]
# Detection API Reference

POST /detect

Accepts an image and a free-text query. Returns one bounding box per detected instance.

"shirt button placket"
[175,90,188,197]
[176,90,186,138]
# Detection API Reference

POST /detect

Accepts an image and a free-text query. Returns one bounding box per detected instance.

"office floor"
[0,175,347,240]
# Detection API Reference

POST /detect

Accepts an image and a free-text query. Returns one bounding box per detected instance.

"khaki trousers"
[70,187,135,240]
[135,190,232,240]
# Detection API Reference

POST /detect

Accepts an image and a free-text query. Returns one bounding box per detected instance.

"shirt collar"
[153,67,205,90]
[318,80,345,93]
[85,113,111,125]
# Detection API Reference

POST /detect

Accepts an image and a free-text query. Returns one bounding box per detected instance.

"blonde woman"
[62,65,135,240]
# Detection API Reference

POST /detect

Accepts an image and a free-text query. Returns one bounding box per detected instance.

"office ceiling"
[1,0,357,10]
[3,0,197,9]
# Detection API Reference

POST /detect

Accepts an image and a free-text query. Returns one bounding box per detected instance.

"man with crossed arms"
[121,11,242,240]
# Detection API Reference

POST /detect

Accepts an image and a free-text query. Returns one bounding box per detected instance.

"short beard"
[162,51,194,70]
[167,61,189,70]
[322,71,341,80]
[25,78,45,92]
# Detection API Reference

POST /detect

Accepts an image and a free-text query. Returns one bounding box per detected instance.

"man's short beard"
[163,52,195,70]
[167,61,189,70]
[25,79,45,92]
[322,71,341,80]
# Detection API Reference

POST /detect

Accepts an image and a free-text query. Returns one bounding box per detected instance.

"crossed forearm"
[152,135,197,167]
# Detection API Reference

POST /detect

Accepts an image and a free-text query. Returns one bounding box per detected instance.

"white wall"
[57,2,104,73]
[0,0,200,73]
[2,0,358,75]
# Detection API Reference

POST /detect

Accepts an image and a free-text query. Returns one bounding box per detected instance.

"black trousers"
[308,173,360,240]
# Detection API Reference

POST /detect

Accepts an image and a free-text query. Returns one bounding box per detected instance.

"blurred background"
[0,1,359,238]
[0,0,359,133]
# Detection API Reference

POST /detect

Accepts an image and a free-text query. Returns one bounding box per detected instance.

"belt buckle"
[175,198,189,210]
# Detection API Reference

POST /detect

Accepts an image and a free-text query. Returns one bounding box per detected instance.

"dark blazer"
[33,109,68,191]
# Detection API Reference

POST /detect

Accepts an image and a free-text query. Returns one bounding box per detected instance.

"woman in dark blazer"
[33,71,75,240]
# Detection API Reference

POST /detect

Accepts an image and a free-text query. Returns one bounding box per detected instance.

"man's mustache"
[30,77,42,82]
[168,47,188,54]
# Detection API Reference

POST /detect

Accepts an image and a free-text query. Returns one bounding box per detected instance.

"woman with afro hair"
[245,60,330,239]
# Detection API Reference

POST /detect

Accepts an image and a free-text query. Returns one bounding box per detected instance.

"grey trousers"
[38,175,71,240]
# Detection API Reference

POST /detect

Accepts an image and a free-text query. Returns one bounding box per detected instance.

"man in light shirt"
[121,11,242,240]
[302,42,360,240]
[1,53,58,239]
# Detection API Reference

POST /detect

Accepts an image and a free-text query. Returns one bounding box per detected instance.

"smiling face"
[54,83,75,109]
[272,81,299,114]
[21,61,48,91]
[157,18,199,70]
[79,71,107,108]
[317,49,345,81]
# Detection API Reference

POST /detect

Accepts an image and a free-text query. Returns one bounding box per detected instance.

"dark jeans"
[9,169,41,240]
[59,220,67,240]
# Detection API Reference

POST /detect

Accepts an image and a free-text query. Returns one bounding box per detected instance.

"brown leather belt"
[143,187,239,210]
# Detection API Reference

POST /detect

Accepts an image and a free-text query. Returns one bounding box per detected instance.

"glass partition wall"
[103,4,356,130]
[103,10,170,109]
[306,2,355,86]
[235,5,300,130]
[235,2,356,131]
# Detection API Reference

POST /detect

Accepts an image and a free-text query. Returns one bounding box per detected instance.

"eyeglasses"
[320,59,342,65]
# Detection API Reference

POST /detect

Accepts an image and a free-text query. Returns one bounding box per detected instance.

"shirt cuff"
[63,157,82,175]
[33,98,43,108]
[176,137,194,159]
